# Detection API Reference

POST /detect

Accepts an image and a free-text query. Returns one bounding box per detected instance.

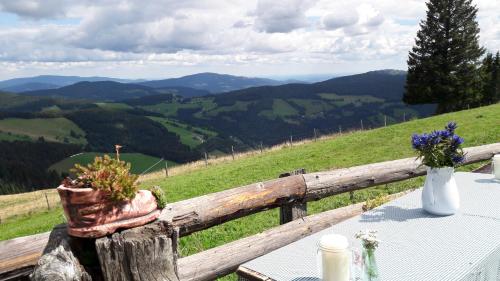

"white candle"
[493,154,500,179]
[318,234,351,281]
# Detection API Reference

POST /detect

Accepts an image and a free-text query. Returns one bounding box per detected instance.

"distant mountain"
[17,81,211,101]
[139,72,285,93]
[214,70,408,103]
[1,82,59,93]
[0,75,145,91]
[21,81,162,101]
[154,86,211,98]
[314,69,407,100]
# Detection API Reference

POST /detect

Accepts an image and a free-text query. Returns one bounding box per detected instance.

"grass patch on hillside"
[0,131,31,142]
[95,102,133,110]
[0,104,498,253]
[289,98,334,115]
[49,152,177,175]
[259,99,299,119]
[318,93,384,106]
[149,117,217,148]
[0,117,87,145]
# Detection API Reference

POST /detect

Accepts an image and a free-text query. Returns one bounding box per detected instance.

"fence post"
[204,152,208,166]
[360,119,364,130]
[44,193,50,210]
[260,141,263,153]
[403,112,406,122]
[279,169,307,224]
[314,128,317,142]
[165,161,169,178]
[384,115,387,127]
[231,145,235,160]
[339,125,342,134]
[290,135,293,147]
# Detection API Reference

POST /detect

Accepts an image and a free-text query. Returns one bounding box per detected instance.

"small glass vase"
[362,248,379,281]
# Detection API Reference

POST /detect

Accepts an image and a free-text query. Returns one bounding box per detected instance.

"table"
[237,172,500,281]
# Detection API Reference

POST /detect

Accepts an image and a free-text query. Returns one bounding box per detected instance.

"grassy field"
[149,117,217,148]
[0,105,498,280]
[95,102,133,110]
[0,117,87,145]
[50,152,177,175]
[0,131,31,142]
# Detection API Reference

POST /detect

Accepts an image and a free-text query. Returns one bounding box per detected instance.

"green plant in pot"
[58,148,164,238]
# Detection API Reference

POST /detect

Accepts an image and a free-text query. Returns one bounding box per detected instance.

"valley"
[0,70,437,195]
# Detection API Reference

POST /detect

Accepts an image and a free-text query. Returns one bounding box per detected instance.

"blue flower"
[452,155,464,164]
[429,131,442,144]
[446,122,457,133]
[451,135,464,148]
[437,130,451,139]
[411,134,421,149]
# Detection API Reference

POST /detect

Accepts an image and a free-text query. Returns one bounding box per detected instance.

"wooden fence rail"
[0,142,499,281]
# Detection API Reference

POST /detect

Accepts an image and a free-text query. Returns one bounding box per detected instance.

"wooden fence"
[0,143,499,281]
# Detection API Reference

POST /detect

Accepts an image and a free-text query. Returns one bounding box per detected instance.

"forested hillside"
[0,70,437,194]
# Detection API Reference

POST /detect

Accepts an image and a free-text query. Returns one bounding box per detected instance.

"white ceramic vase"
[421,167,459,216]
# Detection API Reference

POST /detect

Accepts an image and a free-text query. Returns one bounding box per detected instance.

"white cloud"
[0,0,498,79]
[322,9,359,30]
[0,0,69,19]
[254,0,317,33]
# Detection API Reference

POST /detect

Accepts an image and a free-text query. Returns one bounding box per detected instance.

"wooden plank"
[472,163,492,174]
[237,266,273,281]
[304,143,500,200]
[161,175,307,236]
[178,191,410,281]
[0,232,50,278]
[279,169,307,224]
[177,202,365,281]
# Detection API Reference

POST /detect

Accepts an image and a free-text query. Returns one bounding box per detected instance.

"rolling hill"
[0,75,144,92]
[0,82,59,93]
[20,81,164,101]
[131,70,435,147]
[139,72,286,93]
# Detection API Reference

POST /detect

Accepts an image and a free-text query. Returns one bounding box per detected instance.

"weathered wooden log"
[304,143,500,200]
[0,232,49,280]
[95,222,179,281]
[29,224,92,281]
[162,175,307,236]
[279,169,307,224]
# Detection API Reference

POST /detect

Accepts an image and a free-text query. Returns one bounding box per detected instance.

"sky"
[0,0,498,80]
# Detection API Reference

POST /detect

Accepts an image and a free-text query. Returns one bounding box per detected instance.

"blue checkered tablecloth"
[241,172,500,281]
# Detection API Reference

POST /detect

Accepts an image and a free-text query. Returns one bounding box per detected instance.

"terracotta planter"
[57,185,160,238]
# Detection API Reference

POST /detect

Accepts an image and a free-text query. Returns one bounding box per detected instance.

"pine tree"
[403,0,485,113]
[480,51,500,104]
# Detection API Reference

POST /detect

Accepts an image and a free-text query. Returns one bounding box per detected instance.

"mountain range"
[0,69,438,194]
[0,73,290,95]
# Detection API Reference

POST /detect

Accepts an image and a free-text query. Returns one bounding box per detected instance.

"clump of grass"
[362,194,390,211]
[149,186,167,208]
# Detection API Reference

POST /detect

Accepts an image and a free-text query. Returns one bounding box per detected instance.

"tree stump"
[30,224,92,281]
[95,222,179,281]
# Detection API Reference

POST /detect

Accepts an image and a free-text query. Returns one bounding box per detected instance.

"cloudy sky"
[0,0,498,80]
